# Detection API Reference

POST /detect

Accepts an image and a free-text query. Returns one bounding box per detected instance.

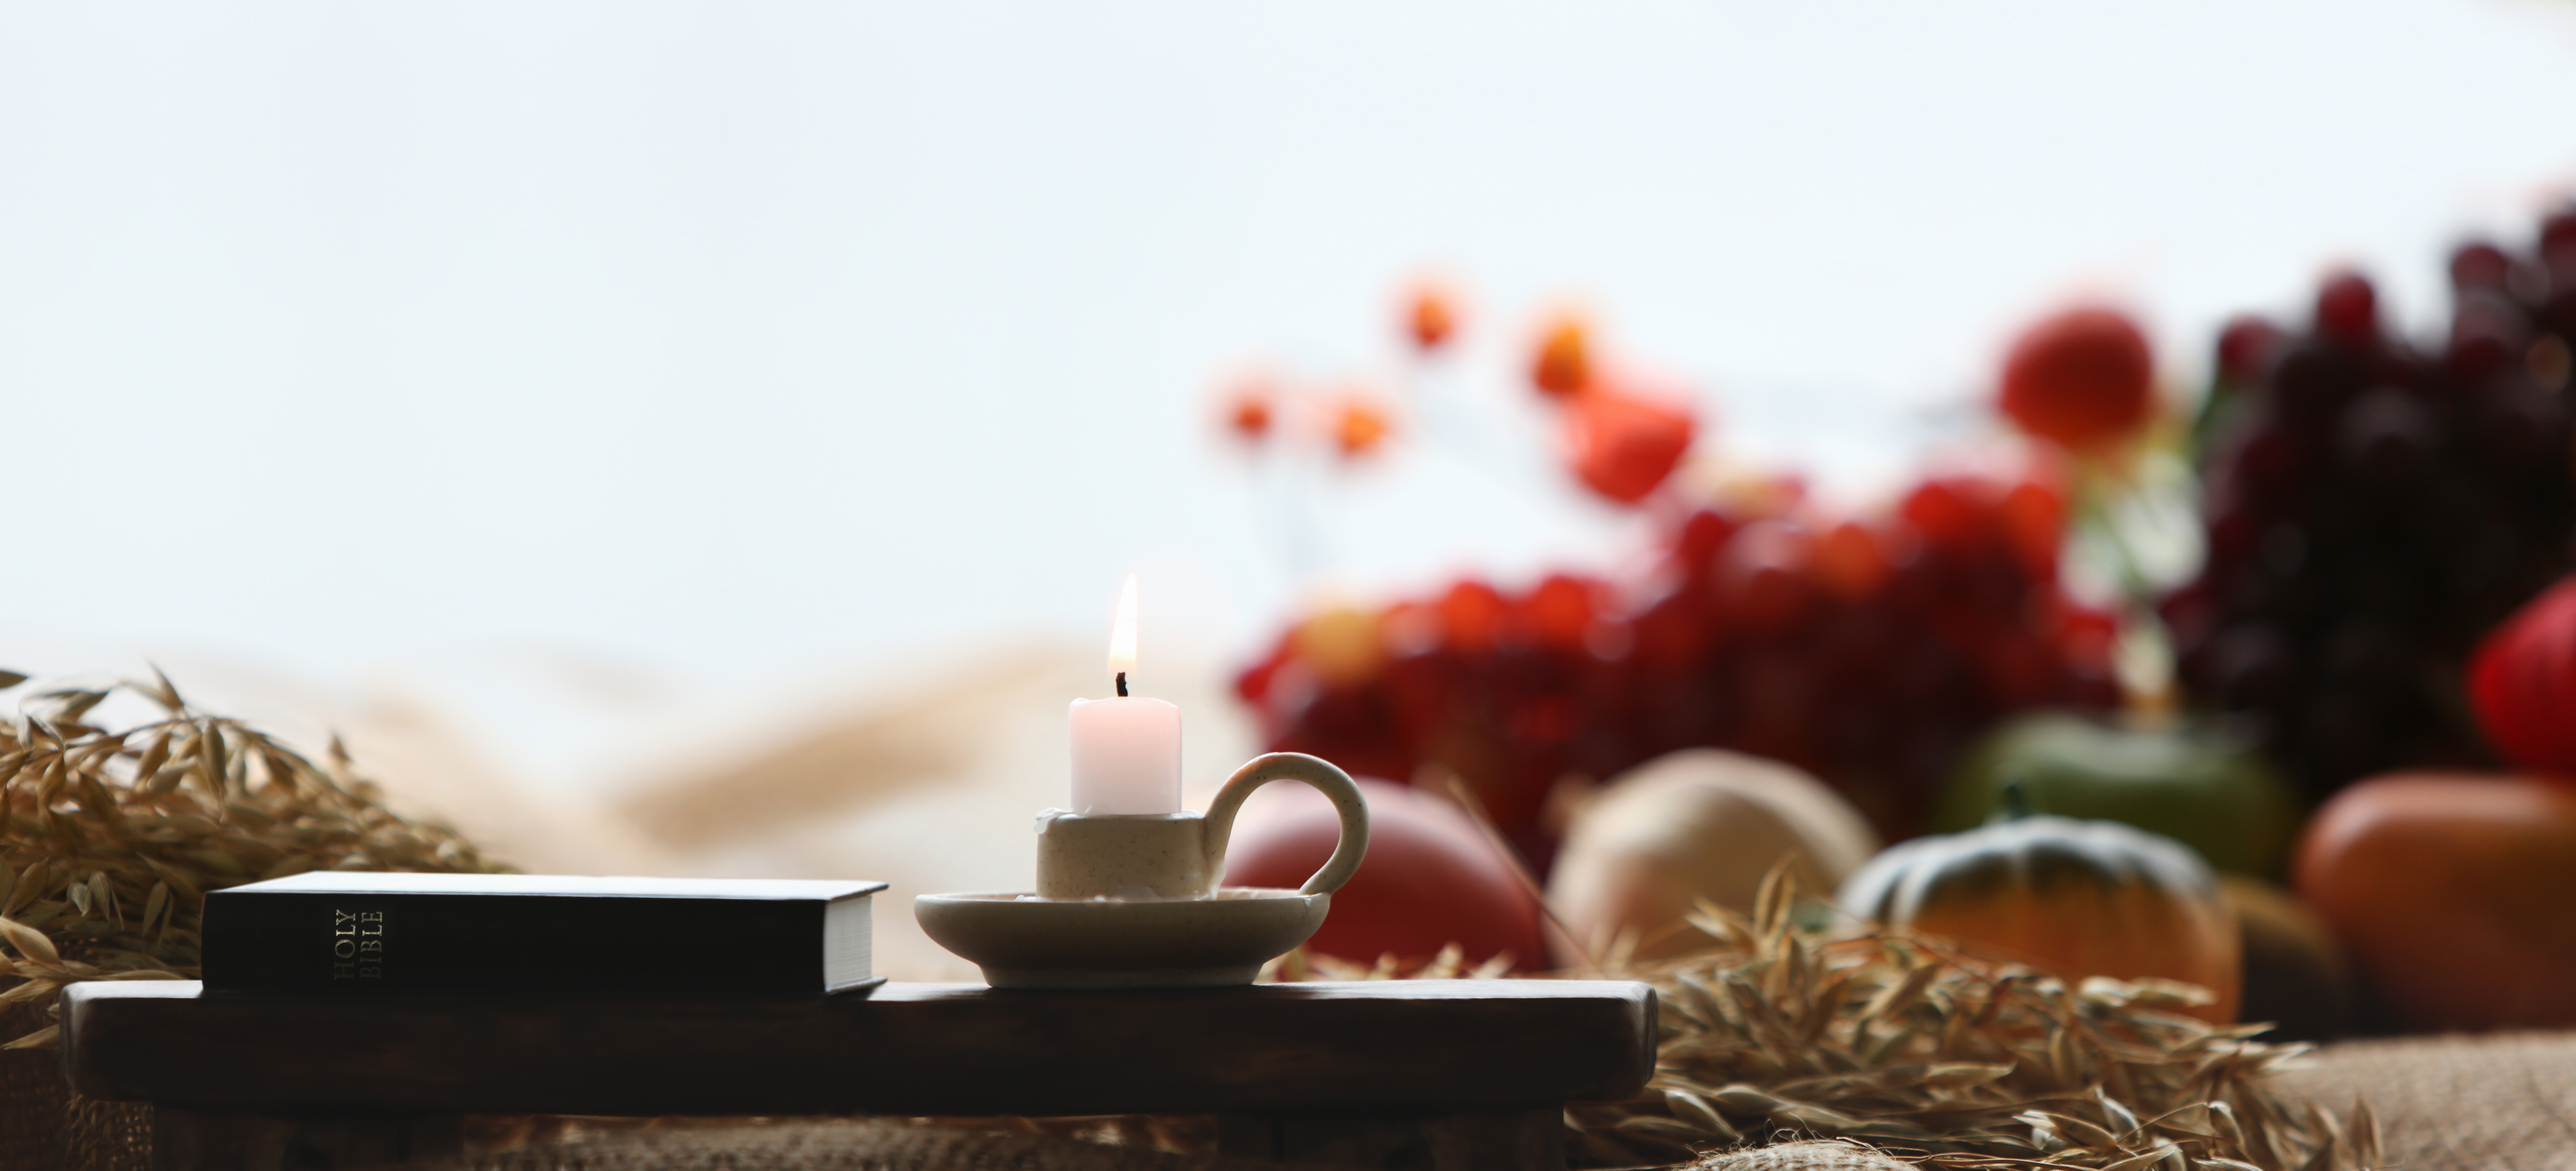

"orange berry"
[1229,396,1273,441]
[1333,397,1392,458]
[1405,282,1460,351]
[1531,315,1591,398]
[1218,374,1277,444]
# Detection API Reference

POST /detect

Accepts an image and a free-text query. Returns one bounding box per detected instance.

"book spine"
[202,892,836,995]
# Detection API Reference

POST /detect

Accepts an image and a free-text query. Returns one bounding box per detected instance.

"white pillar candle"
[1069,576,1182,815]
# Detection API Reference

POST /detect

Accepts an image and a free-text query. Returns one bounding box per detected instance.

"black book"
[202,873,887,997]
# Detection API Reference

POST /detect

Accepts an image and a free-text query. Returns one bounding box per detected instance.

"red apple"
[1222,778,1545,970]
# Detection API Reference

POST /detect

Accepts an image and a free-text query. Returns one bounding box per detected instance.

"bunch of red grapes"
[2167,206,2576,798]
[1235,478,2120,867]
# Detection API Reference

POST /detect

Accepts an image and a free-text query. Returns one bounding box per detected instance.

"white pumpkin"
[1545,749,1879,966]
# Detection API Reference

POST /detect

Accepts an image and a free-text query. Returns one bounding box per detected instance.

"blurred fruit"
[1545,749,1878,966]
[2219,874,2353,1042]
[2171,208,2576,799]
[1935,712,2301,876]
[1222,778,1546,969]
[1522,574,1595,653]
[1997,306,2156,453]
[1840,813,2241,1024]
[1331,396,1392,458]
[1811,522,1892,602]
[1405,282,1459,351]
[2215,315,2286,387]
[2450,240,2512,292]
[1565,388,1694,504]
[2294,771,2576,1031]
[1292,604,1383,689]
[2467,576,2576,775]
[1531,314,1591,398]
[1241,472,2118,859]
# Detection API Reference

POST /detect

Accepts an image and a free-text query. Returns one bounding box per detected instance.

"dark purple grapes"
[2170,205,2576,797]
[2316,271,2382,348]
[2449,241,2512,292]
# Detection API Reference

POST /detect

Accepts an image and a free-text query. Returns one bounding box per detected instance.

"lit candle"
[1068,575,1182,815]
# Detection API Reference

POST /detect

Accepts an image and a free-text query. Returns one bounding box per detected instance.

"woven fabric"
[0,999,149,1171]
[438,1120,1297,1171]
[0,1051,150,1171]
[2274,1029,2576,1171]
[1684,1140,1914,1170]
[12,1030,2576,1170]
[443,1128,1921,1171]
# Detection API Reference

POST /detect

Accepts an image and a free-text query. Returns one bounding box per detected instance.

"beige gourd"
[1545,749,1879,966]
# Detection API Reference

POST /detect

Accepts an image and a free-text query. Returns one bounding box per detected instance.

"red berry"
[1523,574,1596,652]
[1440,579,1509,656]
[1998,480,2066,580]
[1564,388,1694,504]
[1670,510,1738,575]
[1997,306,2156,452]
[1626,582,1707,673]
[1717,521,1816,637]
[1900,478,1983,553]
[1813,522,1892,601]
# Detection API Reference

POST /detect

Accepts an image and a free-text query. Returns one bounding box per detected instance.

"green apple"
[1936,711,2301,876]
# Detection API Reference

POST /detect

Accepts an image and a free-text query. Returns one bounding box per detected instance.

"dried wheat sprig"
[0,670,510,1047]
[1564,870,2378,1171]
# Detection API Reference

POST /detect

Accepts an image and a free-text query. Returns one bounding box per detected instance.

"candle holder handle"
[1200,753,1371,896]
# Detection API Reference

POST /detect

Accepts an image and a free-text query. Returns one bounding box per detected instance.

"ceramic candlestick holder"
[915,752,1369,989]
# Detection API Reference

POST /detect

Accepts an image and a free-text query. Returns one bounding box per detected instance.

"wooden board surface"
[63,979,1656,1119]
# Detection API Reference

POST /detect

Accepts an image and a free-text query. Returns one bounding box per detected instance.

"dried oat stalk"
[1263,940,1519,983]
[1566,867,2381,1171]
[0,668,509,1048]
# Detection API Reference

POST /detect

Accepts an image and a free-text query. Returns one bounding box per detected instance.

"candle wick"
[1115,671,1129,698]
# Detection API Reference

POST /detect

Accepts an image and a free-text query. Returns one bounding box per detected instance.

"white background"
[4,0,2575,789]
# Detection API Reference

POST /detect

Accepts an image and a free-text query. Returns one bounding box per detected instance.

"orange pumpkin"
[1839,815,2240,1023]
[2293,772,2576,1032]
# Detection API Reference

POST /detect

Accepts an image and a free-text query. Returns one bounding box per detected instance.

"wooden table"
[62,979,1657,1171]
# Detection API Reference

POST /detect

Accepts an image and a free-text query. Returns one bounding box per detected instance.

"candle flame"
[1108,575,1139,685]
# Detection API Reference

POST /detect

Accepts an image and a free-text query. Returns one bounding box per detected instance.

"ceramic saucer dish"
[913,888,1329,989]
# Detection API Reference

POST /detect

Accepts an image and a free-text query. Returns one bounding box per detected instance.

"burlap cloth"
[7,1031,2573,1170]
[2270,1030,2576,1171]
[0,1055,146,1171]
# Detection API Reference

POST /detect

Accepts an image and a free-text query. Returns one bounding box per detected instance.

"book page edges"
[824,895,874,993]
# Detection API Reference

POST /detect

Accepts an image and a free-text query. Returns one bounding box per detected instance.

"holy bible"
[202,873,886,996]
